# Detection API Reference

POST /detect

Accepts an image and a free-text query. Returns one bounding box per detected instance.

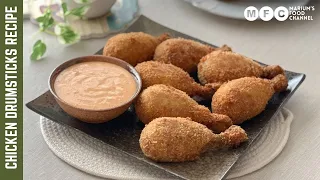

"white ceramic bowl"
[65,0,116,19]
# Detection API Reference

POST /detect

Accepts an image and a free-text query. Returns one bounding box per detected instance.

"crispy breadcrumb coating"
[139,117,213,162]
[211,125,248,148]
[198,51,286,86]
[140,118,247,162]
[154,38,231,73]
[212,76,287,124]
[198,51,264,85]
[135,84,232,133]
[103,32,169,66]
[135,61,214,99]
[270,74,288,92]
[262,65,285,79]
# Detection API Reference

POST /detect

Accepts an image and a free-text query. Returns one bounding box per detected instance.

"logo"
[244,6,315,21]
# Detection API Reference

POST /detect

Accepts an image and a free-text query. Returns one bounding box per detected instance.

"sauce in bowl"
[54,61,137,110]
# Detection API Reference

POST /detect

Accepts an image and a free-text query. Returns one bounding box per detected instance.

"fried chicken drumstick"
[103,32,169,66]
[140,117,248,162]
[198,50,285,87]
[135,84,232,133]
[212,75,288,124]
[154,38,231,73]
[135,61,214,99]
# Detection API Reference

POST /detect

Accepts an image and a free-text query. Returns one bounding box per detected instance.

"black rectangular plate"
[26,15,305,180]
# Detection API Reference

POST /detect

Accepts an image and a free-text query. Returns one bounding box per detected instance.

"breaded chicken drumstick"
[140,117,248,162]
[154,38,231,73]
[135,84,232,133]
[135,61,214,99]
[198,50,285,88]
[212,74,288,124]
[103,32,169,66]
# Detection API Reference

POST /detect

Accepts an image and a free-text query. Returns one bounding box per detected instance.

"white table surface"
[23,0,320,179]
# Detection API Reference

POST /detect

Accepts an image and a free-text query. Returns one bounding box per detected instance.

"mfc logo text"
[244,6,314,21]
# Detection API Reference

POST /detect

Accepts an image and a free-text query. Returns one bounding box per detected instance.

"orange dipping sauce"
[54,61,137,110]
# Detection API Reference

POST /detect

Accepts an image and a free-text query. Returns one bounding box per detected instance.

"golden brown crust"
[212,77,274,124]
[197,51,264,85]
[135,61,214,99]
[139,117,213,162]
[156,33,171,42]
[262,65,285,79]
[154,38,216,73]
[270,74,288,92]
[211,125,248,148]
[103,32,168,66]
[219,44,233,51]
[139,118,248,162]
[206,113,233,134]
[135,84,232,133]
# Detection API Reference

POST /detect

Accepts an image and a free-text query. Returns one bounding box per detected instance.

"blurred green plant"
[30,2,89,61]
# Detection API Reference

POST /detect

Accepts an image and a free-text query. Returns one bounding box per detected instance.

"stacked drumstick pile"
[103,32,288,162]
